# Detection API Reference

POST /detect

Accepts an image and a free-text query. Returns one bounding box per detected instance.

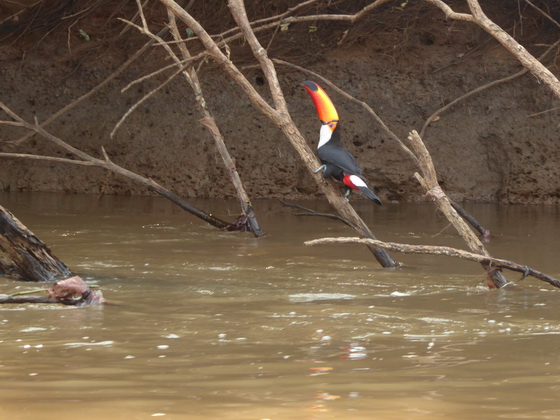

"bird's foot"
[519,266,531,281]
[314,164,327,174]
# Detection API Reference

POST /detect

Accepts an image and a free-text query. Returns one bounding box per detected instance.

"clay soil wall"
[1,1,559,203]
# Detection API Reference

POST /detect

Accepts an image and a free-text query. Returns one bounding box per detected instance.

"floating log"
[0,276,105,306]
[0,205,104,305]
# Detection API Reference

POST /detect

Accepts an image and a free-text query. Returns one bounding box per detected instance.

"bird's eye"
[329,124,334,128]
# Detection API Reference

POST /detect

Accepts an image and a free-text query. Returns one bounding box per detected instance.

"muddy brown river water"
[1,192,559,420]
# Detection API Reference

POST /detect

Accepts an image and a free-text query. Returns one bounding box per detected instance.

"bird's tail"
[357,186,383,206]
[343,174,382,205]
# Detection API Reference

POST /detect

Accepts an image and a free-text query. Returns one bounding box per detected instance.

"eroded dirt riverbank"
[1,1,559,203]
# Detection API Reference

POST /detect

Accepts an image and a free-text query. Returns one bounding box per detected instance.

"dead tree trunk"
[0,205,70,282]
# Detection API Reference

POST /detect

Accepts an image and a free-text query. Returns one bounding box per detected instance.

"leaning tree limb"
[304,236,560,289]
[0,101,232,230]
[118,2,263,237]
[407,130,509,288]
[425,0,560,100]
[166,10,263,238]
[161,0,398,268]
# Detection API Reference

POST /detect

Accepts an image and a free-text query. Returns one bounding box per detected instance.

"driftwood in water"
[0,207,104,305]
[305,237,560,289]
[0,276,105,306]
[0,205,70,282]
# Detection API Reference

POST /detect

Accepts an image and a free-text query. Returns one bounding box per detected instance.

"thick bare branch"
[165,9,263,237]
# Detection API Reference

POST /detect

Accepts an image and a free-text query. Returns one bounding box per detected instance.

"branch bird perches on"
[161,0,398,268]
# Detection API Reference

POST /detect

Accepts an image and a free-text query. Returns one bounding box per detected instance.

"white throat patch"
[318,124,332,149]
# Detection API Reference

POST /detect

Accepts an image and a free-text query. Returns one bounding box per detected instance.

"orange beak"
[302,81,339,130]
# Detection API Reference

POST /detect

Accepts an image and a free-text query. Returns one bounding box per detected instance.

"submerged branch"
[305,237,560,288]
[279,200,352,227]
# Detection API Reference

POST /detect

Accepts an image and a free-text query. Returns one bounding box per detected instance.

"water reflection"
[0,193,559,419]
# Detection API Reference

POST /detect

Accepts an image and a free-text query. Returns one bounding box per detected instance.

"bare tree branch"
[165,6,263,236]
[407,130,509,288]
[0,153,95,166]
[305,236,560,288]
[425,0,560,100]
[523,0,560,29]
[111,64,183,138]
[420,30,560,138]
[161,0,398,267]
[0,101,232,230]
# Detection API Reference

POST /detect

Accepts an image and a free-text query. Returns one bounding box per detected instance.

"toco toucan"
[302,81,382,205]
